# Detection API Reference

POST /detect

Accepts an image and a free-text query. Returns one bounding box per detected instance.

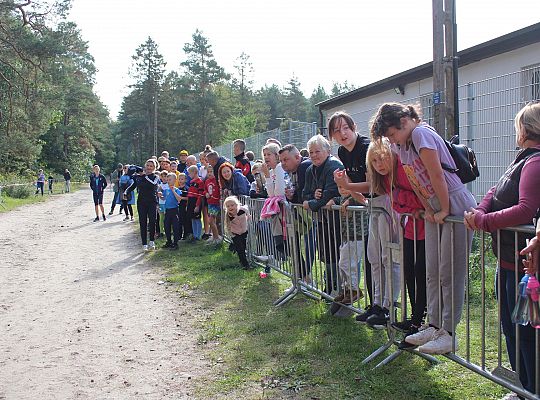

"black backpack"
[441,135,480,184]
[411,134,480,184]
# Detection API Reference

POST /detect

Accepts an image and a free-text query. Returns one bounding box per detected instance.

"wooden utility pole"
[432,0,445,137]
[432,0,458,140]
[444,0,458,138]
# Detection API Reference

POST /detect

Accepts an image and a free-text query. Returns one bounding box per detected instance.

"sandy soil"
[0,188,207,399]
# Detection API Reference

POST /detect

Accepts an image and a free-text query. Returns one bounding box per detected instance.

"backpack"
[440,135,480,184]
[412,134,479,184]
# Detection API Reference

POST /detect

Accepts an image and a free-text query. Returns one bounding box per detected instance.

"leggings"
[232,232,249,269]
[137,201,156,245]
[403,238,427,326]
[122,200,133,217]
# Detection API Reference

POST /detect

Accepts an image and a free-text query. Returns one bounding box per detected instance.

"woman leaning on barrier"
[302,134,344,295]
[464,102,540,396]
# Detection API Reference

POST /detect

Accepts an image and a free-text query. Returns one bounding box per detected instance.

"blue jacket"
[224,169,250,196]
[90,173,107,194]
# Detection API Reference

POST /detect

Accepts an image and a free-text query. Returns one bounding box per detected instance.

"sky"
[67,0,540,120]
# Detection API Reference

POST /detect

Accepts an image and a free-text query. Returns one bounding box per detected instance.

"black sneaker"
[102,215,106,221]
[392,319,414,333]
[355,304,377,323]
[170,243,179,250]
[93,216,100,222]
[201,233,211,240]
[108,211,114,215]
[162,242,173,249]
[367,307,389,329]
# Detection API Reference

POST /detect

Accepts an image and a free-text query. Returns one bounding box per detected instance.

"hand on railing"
[463,208,480,231]
[521,238,539,275]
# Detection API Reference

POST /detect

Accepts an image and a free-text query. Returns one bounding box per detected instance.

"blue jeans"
[498,267,537,394]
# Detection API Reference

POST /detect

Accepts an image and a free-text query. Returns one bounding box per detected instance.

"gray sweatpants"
[425,186,476,332]
[367,195,400,309]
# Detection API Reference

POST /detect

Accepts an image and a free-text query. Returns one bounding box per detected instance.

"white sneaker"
[149,241,156,251]
[404,325,436,346]
[143,245,149,252]
[204,239,216,246]
[418,329,457,354]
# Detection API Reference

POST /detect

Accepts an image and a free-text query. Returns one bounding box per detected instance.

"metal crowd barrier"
[222,196,540,399]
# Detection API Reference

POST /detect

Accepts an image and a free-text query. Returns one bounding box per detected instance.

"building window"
[521,64,540,102]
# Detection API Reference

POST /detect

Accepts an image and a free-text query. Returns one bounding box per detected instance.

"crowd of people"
[88,101,540,397]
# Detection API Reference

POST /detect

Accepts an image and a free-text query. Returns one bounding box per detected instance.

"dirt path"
[0,188,206,399]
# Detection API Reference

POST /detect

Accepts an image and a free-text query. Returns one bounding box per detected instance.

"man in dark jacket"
[279,144,314,280]
[109,163,123,215]
[90,164,108,222]
[233,139,254,183]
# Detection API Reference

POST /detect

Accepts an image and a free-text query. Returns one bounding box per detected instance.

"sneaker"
[143,245,149,252]
[392,319,414,333]
[148,241,156,251]
[367,307,389,329]
[404,325,437,346]
[342,289,363,305]
[418,329,457,354]
[119,210,123,214]
[123,216,130,221]
[184,234,193,242]
[108,211,114,215]
[102,215,106,221]
[130,216,134,221]
[204,239,216,246]
[162,242,173,249]
[355,305,377,323]
[201,233,211,240]
[170,243,179,250]
[93,217,100,222]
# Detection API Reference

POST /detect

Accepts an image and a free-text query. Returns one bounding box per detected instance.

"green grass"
[0,182,81,213]
[151,235,510,400]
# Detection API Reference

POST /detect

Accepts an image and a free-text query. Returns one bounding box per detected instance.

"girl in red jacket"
[365,138,426,343]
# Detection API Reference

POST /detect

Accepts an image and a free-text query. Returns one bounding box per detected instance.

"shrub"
[3,184,33,199]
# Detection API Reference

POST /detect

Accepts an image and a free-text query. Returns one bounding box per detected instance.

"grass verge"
[151,236,508,400]
[0,183,81,213]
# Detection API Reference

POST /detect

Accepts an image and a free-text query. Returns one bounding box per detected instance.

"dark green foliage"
[0,0,114,179]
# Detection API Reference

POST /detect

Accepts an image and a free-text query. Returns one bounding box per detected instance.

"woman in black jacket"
[125,159,160,251]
